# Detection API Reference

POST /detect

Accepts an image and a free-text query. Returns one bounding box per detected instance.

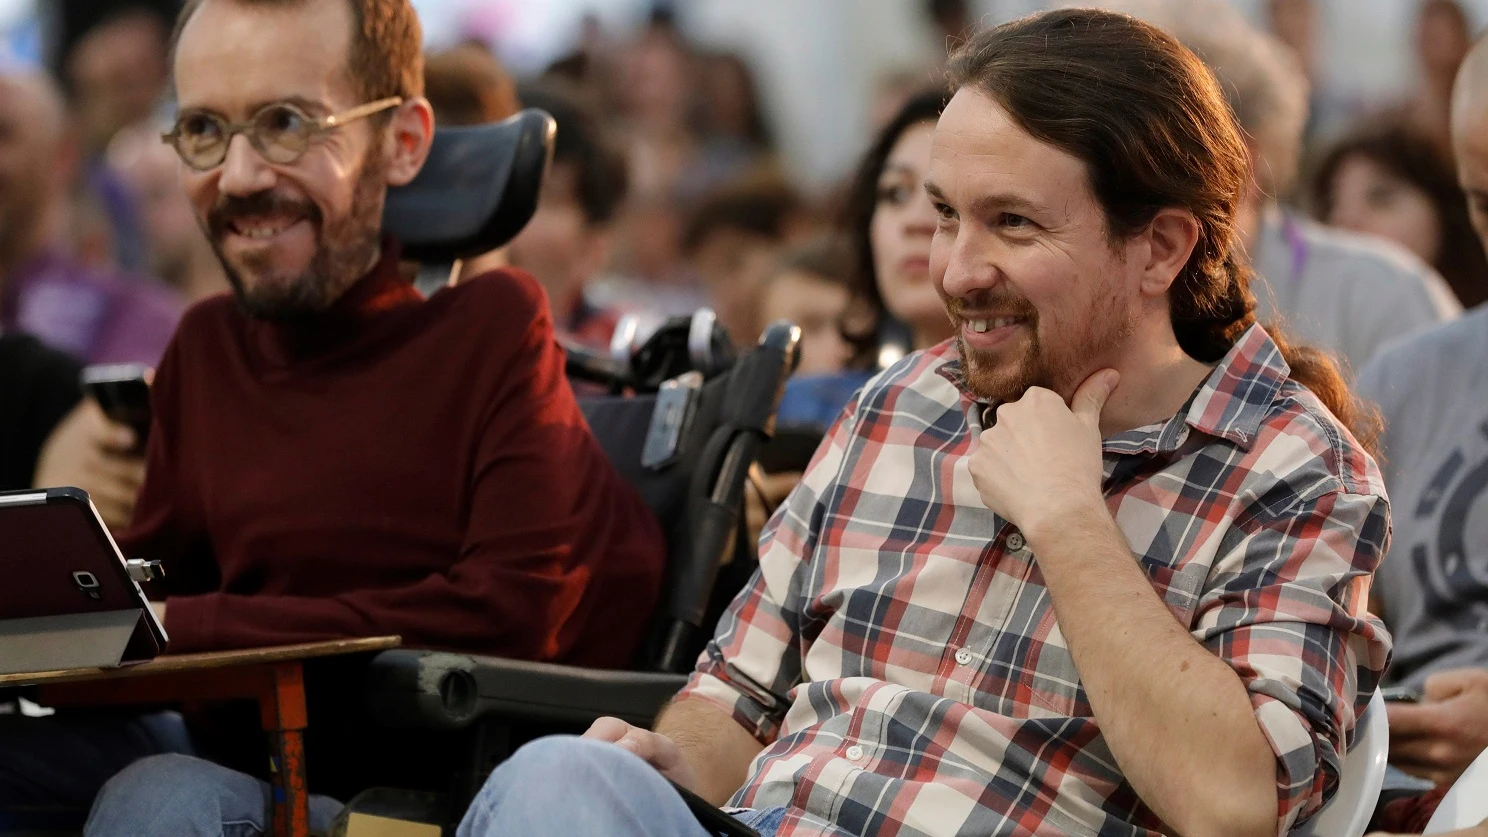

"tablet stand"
[0,608,155,674]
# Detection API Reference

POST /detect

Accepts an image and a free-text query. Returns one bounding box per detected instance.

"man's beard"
[951,280,1135,404]
[206,151,387,322]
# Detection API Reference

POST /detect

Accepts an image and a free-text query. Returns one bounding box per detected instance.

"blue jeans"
[0,709,194,832]
[458,736,786,837]
[84,754,344,837]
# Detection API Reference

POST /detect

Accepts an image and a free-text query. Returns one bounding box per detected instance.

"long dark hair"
[947,9,1377,451]
[1312,125,1488,308]
[840,89,947,369]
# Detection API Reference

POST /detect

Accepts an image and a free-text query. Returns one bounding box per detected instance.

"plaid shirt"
[678,325,1391,837]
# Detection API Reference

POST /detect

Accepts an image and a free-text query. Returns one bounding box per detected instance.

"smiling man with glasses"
[0,0,668,832]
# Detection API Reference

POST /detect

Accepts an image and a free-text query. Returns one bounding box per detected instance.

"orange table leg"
[261,661,311,837]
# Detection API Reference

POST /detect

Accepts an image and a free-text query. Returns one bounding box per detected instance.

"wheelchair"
[324,111,801,832]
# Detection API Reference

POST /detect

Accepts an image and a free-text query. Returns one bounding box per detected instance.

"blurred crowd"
[5,0,1488,386]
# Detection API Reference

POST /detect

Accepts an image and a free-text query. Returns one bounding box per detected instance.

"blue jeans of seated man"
[0,709,194,831]
[458,736,788,837]
[85,753,344,837]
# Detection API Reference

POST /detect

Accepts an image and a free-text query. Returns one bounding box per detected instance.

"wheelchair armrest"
[364,649,688,730]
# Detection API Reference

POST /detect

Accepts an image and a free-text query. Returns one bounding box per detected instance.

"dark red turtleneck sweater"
[119,244,665,667]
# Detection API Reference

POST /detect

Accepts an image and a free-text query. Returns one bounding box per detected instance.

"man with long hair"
[442,9,1389,837]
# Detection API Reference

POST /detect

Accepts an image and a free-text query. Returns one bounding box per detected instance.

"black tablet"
[0,487,167,670]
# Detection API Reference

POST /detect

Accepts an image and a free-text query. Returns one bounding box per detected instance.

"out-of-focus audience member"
[1400,0,1476,153]
[508,85,629,350]
[775,89,949,430]
[1313,125,1488,309]
[64,8,174,274]
[682,173,807,346]
[0,72,182,365]
[689,52,776,199]
[64,8,170,157]
[842,90,952,364]
[1265,0,1328,139]
[758,236,853,377]
[1153,5,1461,377]
[1357,35,1488,809]
[614,12,694,205]
[424,43,519,129]
[421,43,520,283]
[107,124,230,303]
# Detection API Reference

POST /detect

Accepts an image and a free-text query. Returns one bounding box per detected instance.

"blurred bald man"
[1355,36,1488,830]
[0,72,182,365]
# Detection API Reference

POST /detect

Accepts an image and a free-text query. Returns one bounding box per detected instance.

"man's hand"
[33,400,146,530]
[1389,668,1488,786]
[149,600,167,624]
[584,716,700,792]
[969,369,1118,539]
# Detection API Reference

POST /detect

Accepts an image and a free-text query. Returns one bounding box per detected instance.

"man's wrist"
[1022,495,1113,554]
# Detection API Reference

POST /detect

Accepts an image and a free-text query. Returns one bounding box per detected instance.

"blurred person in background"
[1313,124,1488,309]
[1398,0,1476,154]
[421,43,520,283]
[1265,0,1331,142]
[108,124,231,304]
[775,90,952,430]
[63,6,174,274]
[1135,0,1461,376]
[689,52,777,200]
[614,11,694,207]
[758,235,853,378]
[1354,36,1488,834]
[508,84,630,351]
[0,71,181,365]
[680,173,808,346]
[424,43,520,130]
[65,8,171,160]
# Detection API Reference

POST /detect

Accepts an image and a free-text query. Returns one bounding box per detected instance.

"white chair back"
[1303,689,1389,837]
[1425,747,1488,833]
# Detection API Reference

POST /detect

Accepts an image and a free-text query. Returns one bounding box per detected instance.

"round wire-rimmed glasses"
[161,97,403,171]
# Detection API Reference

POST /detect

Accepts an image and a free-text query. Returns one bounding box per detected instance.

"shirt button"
[1006,532,1026,552]
[845,745,864,761]
[954,648,974,666]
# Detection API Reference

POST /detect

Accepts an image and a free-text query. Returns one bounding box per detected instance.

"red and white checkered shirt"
[678,324,1391,837]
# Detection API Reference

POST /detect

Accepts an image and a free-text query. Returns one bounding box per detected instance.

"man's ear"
[384,97,434,187]
[1139,208,1200,296]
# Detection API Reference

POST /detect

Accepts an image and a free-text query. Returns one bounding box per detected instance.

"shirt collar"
[933,323,1290,455]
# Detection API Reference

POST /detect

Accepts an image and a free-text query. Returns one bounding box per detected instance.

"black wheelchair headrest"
[382,108,556,264]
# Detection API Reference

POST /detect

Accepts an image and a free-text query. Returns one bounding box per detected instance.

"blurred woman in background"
[1312,124,1488,308]
[774,89,950,429]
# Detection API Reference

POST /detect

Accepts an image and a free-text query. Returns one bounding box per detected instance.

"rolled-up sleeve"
[676,396,861,743]
[1195,483,1392,834]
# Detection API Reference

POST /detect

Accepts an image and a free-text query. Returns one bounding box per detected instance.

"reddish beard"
[950,284,1134,404]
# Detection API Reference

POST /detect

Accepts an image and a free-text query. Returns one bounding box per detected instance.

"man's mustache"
[208,191,320,237]
[946,291,1037,321]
